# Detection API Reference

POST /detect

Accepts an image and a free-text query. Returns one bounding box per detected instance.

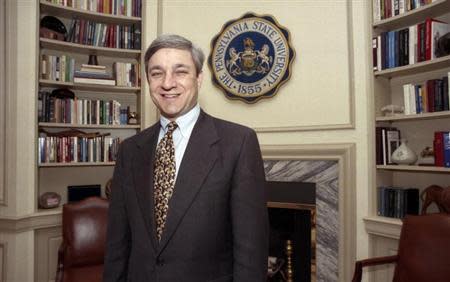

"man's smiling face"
[147,48,203,121]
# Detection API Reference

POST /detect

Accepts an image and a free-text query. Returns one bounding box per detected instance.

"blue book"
[377,187,386,216]
[444,132,450,167]
[389,31,395,69]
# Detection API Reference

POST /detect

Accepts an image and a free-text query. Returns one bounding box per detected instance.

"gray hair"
[144,34,205,78]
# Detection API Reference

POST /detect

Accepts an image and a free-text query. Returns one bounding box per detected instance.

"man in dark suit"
[104,34,268,282]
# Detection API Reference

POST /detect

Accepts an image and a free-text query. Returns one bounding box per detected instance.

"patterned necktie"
[154,121,178,241]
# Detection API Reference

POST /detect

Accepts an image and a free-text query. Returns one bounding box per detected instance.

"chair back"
[393,213,450,282]
[57,196,109,282]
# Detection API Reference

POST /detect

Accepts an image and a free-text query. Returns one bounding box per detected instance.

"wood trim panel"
[0,0,6,205]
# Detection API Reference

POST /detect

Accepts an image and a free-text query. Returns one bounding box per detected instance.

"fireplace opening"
[267,181,316,282]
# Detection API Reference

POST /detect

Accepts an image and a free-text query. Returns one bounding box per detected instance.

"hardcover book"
[425,18,450,60]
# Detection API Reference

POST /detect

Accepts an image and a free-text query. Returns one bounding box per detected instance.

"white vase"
[391,139,417,165]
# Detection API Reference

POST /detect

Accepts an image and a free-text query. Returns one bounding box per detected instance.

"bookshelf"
[369,0,450,268]
[369,2,450,279]
[37,0,144,212]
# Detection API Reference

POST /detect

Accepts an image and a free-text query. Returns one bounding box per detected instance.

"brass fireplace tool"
[285,239,294,282]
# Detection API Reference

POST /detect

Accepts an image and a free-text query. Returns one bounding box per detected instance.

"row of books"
[373,0,436,22]
[38,91,129,125]
[376,127,400,165]
[38,134,120,164]
[40,55,140,87]
[372,18,449,71]
[402,74,450,114]
[113,62,140,87]
[66,19,141,50]
[41,54,75,82]
[434,131,450,167]
[45,0,142,17]
[377,186,419,218]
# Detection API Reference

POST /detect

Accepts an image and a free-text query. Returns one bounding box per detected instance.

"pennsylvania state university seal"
[208,12,295,103]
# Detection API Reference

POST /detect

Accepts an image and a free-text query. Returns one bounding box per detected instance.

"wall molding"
[261,143,356,282]
[0,212,61,233]
[0,243,7,282]
[364,216,402,239]
[0,0,6,205]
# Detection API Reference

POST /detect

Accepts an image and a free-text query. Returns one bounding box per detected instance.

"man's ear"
[197,71,204,88]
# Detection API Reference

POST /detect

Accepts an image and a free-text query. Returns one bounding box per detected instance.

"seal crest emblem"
[208,12,295,103]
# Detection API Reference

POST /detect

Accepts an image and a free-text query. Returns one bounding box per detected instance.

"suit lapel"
[158,111,220,253]
[132,123,160,251]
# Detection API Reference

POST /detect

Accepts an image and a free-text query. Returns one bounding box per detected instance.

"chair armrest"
[351,255,398,282]
[55,243,65,282]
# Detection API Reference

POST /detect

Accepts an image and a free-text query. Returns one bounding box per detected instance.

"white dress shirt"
[157,104,200,180]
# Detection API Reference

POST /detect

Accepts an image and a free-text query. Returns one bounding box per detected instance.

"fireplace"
[267,181,316,282]
[264,159,339,282]
[262,144,356,282]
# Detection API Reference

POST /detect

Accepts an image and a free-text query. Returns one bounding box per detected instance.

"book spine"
[443,75,449,111]
[434,131,444,166]
[425,18,432,60]
[444,132,450,167]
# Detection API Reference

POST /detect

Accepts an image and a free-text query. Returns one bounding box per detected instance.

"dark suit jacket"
[103,110,268,282]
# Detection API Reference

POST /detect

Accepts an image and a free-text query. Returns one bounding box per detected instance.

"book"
[444,132,450,167]
[375,127,385,165]
[443,75,449,111]
[403,84,411,114]
[74,70,112,79]
[386,129,400,164]
[372,37,378,71]
[81,64,106,70]
[434,131,445,166]
[425,18,450,60]
[74,77,116,86]
[408,25,417,65]
[417,22,426,62]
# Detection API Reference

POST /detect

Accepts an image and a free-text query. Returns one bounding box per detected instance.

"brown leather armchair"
[56,197,109,282]
[352,213,450,282]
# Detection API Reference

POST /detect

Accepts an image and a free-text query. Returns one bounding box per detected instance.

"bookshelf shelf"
[377,165,450,173]
[374,55,450,78]
[376,111,450,122]
[40,38,140,58]
[39,0,141,24]
[373,0,450,31]
[38,122,140,129]
[39,79,140,93]
[38,162,116,168]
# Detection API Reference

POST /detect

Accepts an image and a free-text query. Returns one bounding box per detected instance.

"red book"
[434,131,445,166]
[79,19,85,45]
[426,79,435,112]
[386,0,392,19]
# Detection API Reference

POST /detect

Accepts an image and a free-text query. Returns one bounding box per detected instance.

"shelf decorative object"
[391,139,418,165]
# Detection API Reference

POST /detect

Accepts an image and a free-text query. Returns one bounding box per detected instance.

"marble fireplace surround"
[261,144,356,282]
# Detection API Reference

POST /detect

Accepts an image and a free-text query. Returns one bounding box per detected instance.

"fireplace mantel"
[261,143,356,282]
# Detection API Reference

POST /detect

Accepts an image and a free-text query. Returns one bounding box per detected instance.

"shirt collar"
[159,104,200,137]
